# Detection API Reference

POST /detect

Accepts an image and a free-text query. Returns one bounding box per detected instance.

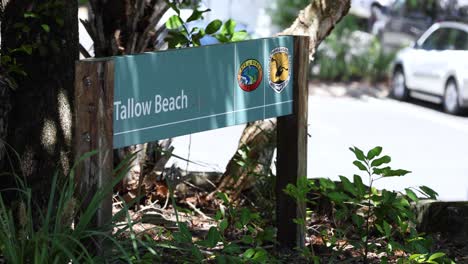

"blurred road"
[309,83,468,201]
[169,82,468,201]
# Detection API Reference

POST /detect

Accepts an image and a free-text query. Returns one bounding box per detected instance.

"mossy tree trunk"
[1,0,78,207]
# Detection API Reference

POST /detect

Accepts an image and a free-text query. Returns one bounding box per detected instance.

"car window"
[421,28,451,50]
[454,30,468,50]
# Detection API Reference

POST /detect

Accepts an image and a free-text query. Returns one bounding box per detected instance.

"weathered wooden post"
[74,59,114,241]
[276,36,310,249]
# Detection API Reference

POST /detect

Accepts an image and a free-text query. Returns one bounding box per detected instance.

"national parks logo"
[237,59,263,92]
[268,47,291,93]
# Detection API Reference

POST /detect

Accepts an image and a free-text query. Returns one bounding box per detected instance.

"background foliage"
[270,0,395,82]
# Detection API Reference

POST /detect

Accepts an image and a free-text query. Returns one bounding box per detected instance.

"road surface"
[167,83,468,201]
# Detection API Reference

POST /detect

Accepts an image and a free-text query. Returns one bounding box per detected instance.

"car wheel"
[391,68,409,101]
[443,80,461,115]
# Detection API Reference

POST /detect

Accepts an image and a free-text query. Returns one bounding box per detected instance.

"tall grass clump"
[0,150,157,263]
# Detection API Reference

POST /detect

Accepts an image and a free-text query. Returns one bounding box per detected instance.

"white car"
[350,0,394,19]
[391,22,468,115]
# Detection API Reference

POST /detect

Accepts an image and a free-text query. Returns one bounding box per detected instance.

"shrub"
[313,16,396,83]
[285,146,454,263]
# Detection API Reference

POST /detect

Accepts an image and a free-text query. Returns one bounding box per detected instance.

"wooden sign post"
[74,36,309,250]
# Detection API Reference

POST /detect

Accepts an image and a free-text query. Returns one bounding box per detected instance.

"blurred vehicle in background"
[350,0,395,19]
[378,0,468,51]
[391,22,468,115]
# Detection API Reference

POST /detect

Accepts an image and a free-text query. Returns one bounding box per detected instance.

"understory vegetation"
[313,15,396,83]
[0,146,457,263]
[270,0,396,82]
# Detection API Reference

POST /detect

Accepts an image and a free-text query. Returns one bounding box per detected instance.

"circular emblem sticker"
[237,59,263,92]
[268,47,291,93]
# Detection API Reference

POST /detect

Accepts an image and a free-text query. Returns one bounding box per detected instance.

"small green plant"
[404,252,455,264]
[284,146,453,263]
[164,191,276,263]
[164,3,249,49]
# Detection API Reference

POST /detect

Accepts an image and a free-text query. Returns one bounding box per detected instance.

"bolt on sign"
[113,36,294,148]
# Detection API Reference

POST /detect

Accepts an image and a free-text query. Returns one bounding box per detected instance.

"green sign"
[113,36,294,148]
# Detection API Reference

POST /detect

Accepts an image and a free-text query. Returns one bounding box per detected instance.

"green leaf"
[353,160,368,171]
[349,146,366,162]
[216,192,230,204]
[215,34,230,43]
[393,197,410,208]
[221,19,236,36]
[166,15,184,30]
[375,223,384,234]
[339,176,357,196]
[240,208,251,226]
[21,45,33,55]
[327,192,350,203]
[352,214,364,227]
[205,19,223,35]
[252,248,268,262]
[405,188,419,202]
[383,220,391,237]
[367,146,382,160]
[187,8,211,22]
[419,186,438,199]
[243,248,256,259]
[370,155,391,167]
[219,219,228,233]
[384,169,411,177]
[241,235,254,244]
[353,175,366,197]
[41,24,50,32]
[373,166,390,175]
[428,252,445,261]
[200,227,220,248]
[231,31,249,42]
[319,178,336,190]
[24,12,37,18]
[222,243,241,254]
[409,254,425,261]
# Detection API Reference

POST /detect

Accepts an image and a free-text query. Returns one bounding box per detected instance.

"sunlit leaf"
[166,15,184,30]
[231,31,249,42]
[41,24,50,32]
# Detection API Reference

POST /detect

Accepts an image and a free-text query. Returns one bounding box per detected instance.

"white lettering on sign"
[155,90,188,113]
[114,90,188,121]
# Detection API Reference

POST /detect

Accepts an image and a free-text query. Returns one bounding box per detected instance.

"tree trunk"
[1,0,78,206]
[208,120,276,201]
[213,0,351,200]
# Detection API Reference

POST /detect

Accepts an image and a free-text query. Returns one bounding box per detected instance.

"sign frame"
[74,36,309,250]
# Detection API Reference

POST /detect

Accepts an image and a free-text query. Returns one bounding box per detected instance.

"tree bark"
[213,0,351,201]
[1,0,78,206]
